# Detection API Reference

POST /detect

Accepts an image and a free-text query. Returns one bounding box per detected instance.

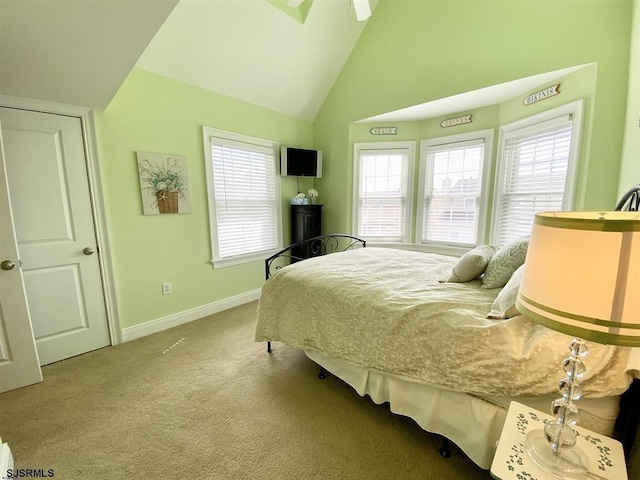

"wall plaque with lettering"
[523,84,560,106]
[440,115,472,128]
[370,127,398,135]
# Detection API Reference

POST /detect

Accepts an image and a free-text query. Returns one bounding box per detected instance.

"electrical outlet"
[162,282,172,295]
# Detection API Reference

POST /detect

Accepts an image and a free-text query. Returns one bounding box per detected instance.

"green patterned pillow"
[446,245,496,282]
[481,237,529,289]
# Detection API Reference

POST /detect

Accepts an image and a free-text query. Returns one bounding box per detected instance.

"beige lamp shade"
[516,211,640,346]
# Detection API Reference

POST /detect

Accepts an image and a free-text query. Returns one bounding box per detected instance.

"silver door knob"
[83,247,94,256]
[1,260,16,270]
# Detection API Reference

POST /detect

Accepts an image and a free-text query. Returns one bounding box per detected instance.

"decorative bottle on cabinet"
[291,204,322,260]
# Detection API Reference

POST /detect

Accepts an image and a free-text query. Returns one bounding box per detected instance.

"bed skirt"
[304,349,620,469]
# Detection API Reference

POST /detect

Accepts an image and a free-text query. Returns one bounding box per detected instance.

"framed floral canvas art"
[136,151,191,215]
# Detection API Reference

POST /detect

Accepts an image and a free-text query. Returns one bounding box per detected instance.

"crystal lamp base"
[525,429,589,479]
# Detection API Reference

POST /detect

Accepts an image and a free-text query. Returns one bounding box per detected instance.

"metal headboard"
[262,234,366,354]
[615,184,640,212]
[264,234,366,281]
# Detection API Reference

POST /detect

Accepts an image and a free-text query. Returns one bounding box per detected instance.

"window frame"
[415,129,494,253]
[352,141,416,244]
[490,100,583,246]
[202,126,283,269]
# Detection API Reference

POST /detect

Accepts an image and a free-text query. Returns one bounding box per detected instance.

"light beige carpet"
[0,301,489,479]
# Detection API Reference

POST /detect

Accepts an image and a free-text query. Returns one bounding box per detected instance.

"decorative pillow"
[487,265,524,319]
[481,236,529,289]
[446,245,496,283]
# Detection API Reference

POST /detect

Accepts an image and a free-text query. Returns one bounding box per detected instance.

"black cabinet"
[291,204,322,260]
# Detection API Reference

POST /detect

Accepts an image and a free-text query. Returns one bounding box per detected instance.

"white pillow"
[481,236,529,289]
[446,245,496,283]
[487,265,524,319]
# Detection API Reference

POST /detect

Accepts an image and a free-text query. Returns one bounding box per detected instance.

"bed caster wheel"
[439,439,452,458]
[318,367,327,380]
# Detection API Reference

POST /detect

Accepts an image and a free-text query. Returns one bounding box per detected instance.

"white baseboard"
[121,289,261,342]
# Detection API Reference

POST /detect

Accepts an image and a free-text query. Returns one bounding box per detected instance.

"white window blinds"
[420,139,484,246]
[356,148,411,241]
[210,136,279,261]
[493,115,574,246]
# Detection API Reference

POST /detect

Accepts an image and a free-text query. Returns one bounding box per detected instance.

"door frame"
[0,94,122,345]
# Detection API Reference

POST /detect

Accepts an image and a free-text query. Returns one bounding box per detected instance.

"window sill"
[367,242,473,257]
[211,248,281,269]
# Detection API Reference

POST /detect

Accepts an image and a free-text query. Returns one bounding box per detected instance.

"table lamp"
[516,210,640,479]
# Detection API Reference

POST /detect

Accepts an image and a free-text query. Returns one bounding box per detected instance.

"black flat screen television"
[281,147,322,178]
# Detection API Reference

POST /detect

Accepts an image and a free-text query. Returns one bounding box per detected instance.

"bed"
[255,188,640,469]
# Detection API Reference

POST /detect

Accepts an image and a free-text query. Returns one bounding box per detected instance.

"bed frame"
[264,234,367,281]
[616,184,640,212]
[264,234,366,354]
[261,186,640,462]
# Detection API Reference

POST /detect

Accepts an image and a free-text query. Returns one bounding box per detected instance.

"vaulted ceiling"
[0,0,372,122]
[0,0,588,124]
[135,0,372,122]
[0,0,179,109]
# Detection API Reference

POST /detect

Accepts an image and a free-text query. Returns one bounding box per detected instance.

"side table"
[490,401,627,480]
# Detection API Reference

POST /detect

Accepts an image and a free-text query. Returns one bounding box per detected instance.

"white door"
[0,126,42,392]
[0,107,111,366]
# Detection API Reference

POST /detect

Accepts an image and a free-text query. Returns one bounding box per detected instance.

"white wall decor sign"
[440,115,472,128]
[136,151,191,215]
[370,127,398,135]
[523,84,560,106]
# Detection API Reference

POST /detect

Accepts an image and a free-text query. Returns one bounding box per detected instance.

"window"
[352,142,415,242]
[416,131,493,249]
[492,101,582,246]
[203,127,282,268]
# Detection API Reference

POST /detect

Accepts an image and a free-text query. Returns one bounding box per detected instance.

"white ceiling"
[0,0,179,109]
[135,0,372,122]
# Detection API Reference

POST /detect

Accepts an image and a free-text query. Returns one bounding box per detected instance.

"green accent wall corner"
[314,0,633,235]
[95,69,313,328]
[92,0,634,331]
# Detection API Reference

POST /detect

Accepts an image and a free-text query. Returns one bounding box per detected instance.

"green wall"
[619,0,640,195]
[498,64,599,208]
[315,0,632,235]
[94,1,633,330]
[95,69,313,328]
[348,65,598,243]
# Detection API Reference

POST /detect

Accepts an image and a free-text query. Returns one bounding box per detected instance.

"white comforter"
[255,247,639,398]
